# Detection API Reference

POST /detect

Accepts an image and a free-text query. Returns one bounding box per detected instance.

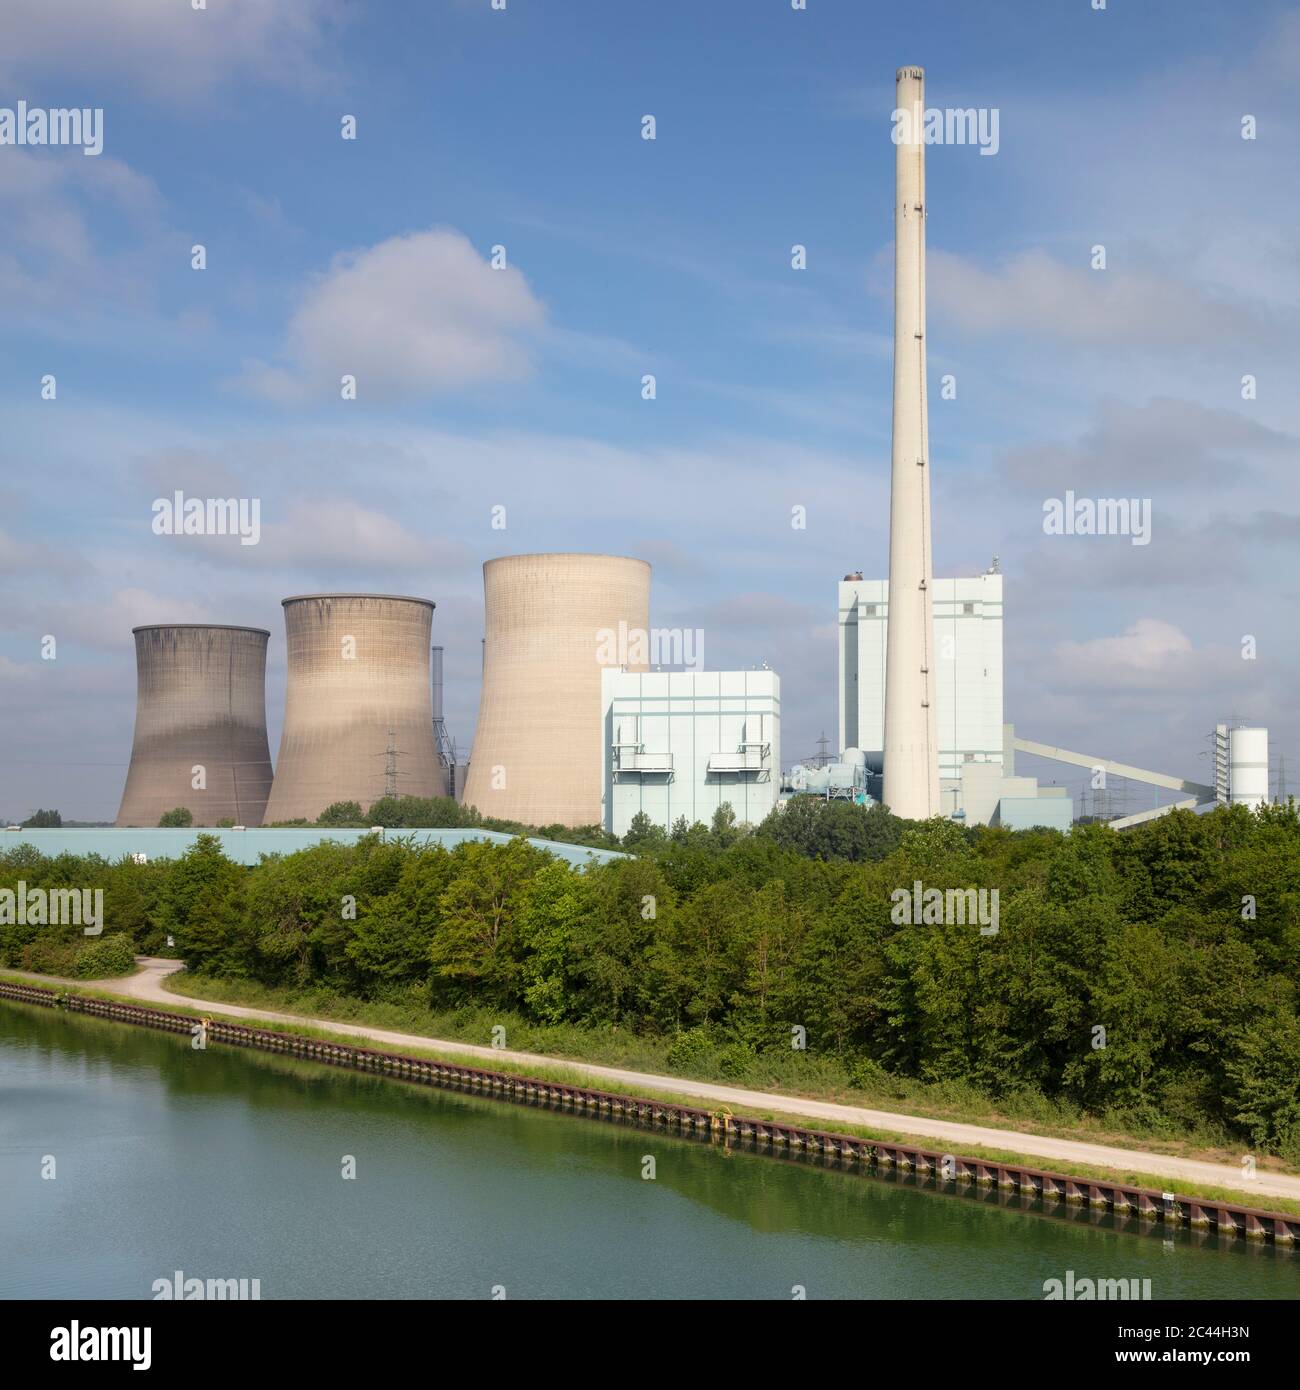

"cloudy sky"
[1,0,1297,822]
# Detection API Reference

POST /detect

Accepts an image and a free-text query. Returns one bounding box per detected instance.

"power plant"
[463,553,651,828]
[261,594,446,825]
[116,625,274,828]
[87,68,1279,842]
[882,65,941,822]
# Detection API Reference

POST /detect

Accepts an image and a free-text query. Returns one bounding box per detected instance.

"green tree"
[710,803,739,849]
[248,841,358,987]
[429,838,549,1002]
[158,807,193,827]
[346,845,456,988]
[622,811,667,852]
[1225,1007,1300,1152]
[758,798,903,863]
[157,834,251,975]
[516,859,590,1022]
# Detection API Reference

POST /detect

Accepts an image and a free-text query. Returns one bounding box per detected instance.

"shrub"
[716,1040,757,1079]
[666,1026,716,1073]
[74,932,137,978]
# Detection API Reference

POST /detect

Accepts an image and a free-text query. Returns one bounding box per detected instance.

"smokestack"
[431,645,445,721]
[883,65,941,821]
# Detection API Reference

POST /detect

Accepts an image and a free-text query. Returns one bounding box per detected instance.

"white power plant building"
[840,570,1005,792]
[601,670,780,838]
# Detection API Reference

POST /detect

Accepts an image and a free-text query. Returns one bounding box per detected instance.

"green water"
[2,1001,1297,1300]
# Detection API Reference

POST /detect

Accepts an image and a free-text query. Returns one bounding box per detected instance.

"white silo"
[1228,727,1269,810]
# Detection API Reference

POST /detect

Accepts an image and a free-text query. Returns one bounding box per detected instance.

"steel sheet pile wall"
[1,978,1296,1249]
[116,625,274,827]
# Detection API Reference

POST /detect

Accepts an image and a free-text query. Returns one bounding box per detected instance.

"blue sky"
[2,0,1298,821]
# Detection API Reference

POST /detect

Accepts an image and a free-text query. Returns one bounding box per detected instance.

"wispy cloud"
[231,228,547,404]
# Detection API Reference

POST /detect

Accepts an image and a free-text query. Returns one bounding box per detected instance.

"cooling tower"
[116,625,274,827]
[882,65,941,820]
[261,594,446,824]
[463,553,651,828]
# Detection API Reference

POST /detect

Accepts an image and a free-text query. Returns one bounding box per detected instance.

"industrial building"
[785,746,871,802]
[116,625,274,828]
[5,824,625,869]
[463,553,651,828]
[41,60,1286,846]
[840,570,1004,785]
[833,575,1081,827]
[601,670,780,837]
[261,594,445,824]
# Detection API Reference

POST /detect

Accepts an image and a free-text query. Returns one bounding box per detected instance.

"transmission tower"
[375,727,405,799]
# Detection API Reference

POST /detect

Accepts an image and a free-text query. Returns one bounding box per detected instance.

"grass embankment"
[157,969,1300,1190]
[4,968,1298,1218]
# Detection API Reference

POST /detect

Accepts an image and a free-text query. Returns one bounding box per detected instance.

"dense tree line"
[3,799,1298,1158]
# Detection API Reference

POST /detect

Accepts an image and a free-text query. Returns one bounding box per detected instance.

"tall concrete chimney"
[882,65,940,820]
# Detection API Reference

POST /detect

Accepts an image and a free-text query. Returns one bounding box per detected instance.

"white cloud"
[1000,397,1294,495]
[235,228,546,403]
[681,593,818,632]
[929,248,1269,348]
[234,498,472,573]
[1051,619,1221,695]
[43,589,218,650]
[0,151,167,311]
[0,527,76,576]
[0,655,40,685]
[0,0,342,98]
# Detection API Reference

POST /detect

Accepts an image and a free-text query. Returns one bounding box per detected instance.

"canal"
[2,1001,1297,1300]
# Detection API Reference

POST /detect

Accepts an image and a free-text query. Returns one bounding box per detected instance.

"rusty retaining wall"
[2,977,1297,1250]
